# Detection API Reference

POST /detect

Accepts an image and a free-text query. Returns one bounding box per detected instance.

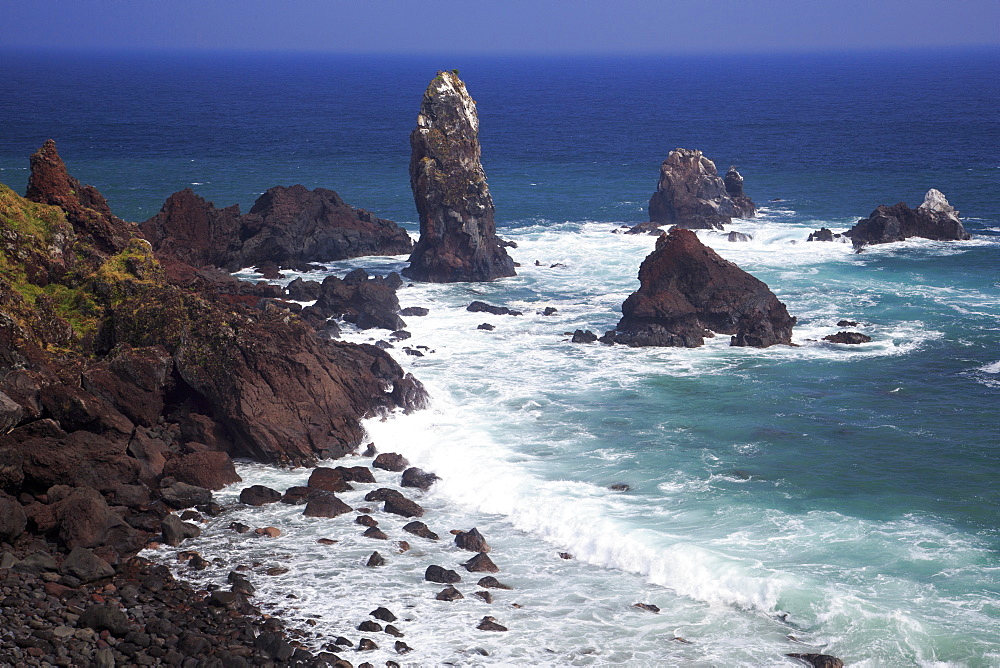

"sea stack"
[607,228,795,348]
[403,70,516,282]
[647,148,756,230]
[844,189,971,249]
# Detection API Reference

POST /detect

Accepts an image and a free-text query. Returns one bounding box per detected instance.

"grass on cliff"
[0,183,161,350]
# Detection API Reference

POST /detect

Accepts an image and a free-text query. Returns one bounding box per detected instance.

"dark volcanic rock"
[823,331,872,344]
[303,492,353,518]
[476,616,508,632]
[723,166,757,219]
[60,546,115,583]
[0,496,27,542]
[787,654,845,668]
[163,450,241,490]
[403,70,516,283]
[160,481,212,509]
[79,603,131,636]
[477,576,512,590]
[727,231,752,242]
[425,564,461,583]
[399,306,429,316]
[455,527,491,553]
[336,465,377,483]
[308,467,353,493]
[373,452,409,472]
[845,189,971,249]
[383,493,424,518]
[436,585,464,601]
[612,229,796,348]
[308,271,405,331]
[464,552,499,573]
[403,520,440,540]
[160,514,201,547]
[239,484,282,506]
[571,329,597,343]
[647,149,755,230]
[140,185,412,271]
[401,467,440,491]
[467,301,522,316]
[807,227,840,242]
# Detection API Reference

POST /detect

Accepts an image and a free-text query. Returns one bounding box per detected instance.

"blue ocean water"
[2,49,999,665]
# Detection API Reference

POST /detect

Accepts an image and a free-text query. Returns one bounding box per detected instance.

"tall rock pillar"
[403,71,515,282]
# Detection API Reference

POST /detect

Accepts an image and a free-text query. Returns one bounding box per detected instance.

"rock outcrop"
[647,149,756,230]
[141,185,412,271]
[403,71,515,282]
[844,189,971,249]
[606,229,795,348]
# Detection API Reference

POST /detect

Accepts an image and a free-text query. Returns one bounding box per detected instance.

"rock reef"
[403,71,515,282]
[141,184,412,272]
[844,189,970,249]
[647,149,756,230]
[606,229,795,348]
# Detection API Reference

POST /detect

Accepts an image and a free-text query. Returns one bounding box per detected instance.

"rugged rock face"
[844,189,971,249]
[404,71,515,282]
[647,149,756,230]
[141,185,412,272]
[0,142,428,570]
[608,229,795,348]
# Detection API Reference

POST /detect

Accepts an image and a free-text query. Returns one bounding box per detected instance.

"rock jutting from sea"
[602,228,796,348]
[140,183,413,273]
[844,189,971,249]
[647,148,757,230]
[403,70,516,283]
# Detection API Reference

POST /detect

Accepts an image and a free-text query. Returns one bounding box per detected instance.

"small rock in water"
[403,521,439,540]
[476,616,508,632]
[358,638,378,651]
[358,620,382,632]
[436,585,464,601]
[373,452,409,472]
[571,329,597,343]
[837,320,859,327]
[558,552,573,560]
[823,331,872,345]
[477,322,495,331]
[540,307,558,316]
[356,515,378,527]
[609,483,630,492]
[786,654,844,668]
[362,442,378,457]
[474,590,493,603]
[265,566,289,576]
[671,636,693,644]
[397,540,410,552]
[633,602,660,613]
[255,526,281,538]
[366,551,386,567]
[385,624,404,637]
[371,606,397,622]
[465,552,499,573]
[455,527,491,553]
[395,640,413,654]
[363,526,389,540]
[477,576,512,590]
[317,538,338,545]
[425,565,461,583]
[401,466,440,491]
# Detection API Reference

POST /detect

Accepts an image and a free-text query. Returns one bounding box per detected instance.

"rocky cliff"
[647,149,756,230]
[140,184,413,272]
[607,229,795,348]
[403,71,515,282]
[0,142,426,563]
[844,189,971,249]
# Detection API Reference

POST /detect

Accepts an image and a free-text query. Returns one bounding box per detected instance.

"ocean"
[1,48,998,666]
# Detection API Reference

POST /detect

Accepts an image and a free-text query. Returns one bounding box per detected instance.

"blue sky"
[2,0,998,54]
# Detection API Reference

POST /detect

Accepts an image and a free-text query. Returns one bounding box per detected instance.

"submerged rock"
[403,71,516,282]
[611,229,796,348]
[647,149,756,230]
[845,189,971,249]
[823,331,872,344]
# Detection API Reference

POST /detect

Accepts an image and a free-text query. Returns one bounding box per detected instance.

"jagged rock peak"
[919,188,958,218]
[25,139,135,255]
[609,228,795,348]
[403,70,516,283]
[647,149,756,230]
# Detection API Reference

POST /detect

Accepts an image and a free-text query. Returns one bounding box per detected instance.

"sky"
[1,0,998,55]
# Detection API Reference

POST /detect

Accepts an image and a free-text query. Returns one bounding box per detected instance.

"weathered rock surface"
[648,149,756,230]
[845,189,971,249]
[404,71,515,282]
[301,269,405,332]
[609,229,795,348]
[823,331,872,344]
[140,185,412,271]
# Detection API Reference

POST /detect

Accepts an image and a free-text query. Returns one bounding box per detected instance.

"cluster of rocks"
[140,184,413,275]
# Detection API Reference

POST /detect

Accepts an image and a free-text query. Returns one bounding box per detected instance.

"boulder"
[823,331,872,344]
[425,564,461,583]
[612,229,795,348]
[467,301,522,316]
[647,149,755,230]
[403,71,516,282]
[845,189,970,249]
[334,465,376,483]
[400,467,440,491]
[0,496,27,542]
[303,492,353,518]
[308,467,353,493]
[727,231,752,242]
[399,307,429,316]
[787,654,844,668]
[455,527,491,553]
[0,391,23,435]
[403,521,440,540]
[383,493,424,518]
[309,271,406,331]
[161,514,201,547]
[464,552,499,573]
[60,546,115,582]
[163,451,241,491]
[239,485,282,506]
[79,604,131,636]
[571,329,597,343]
[477,576,512,590]
[280,486,317,505]
[160,481,212,509]
[286,278,322,301]
[363,527,388,540]
[366,551,386,567]
[807,228,839,242]
[373,452,409,472]
[57,487,141,553]
[436,585,464,601]
[476,616,507,632]
[371,607,397,622]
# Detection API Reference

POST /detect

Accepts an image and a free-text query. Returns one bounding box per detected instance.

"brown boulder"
[308,467,353,493]
[400,467,440,491]
[455,527,491,553]
[403,71,516,283]
[56,487,142,553]
[823,331,872,345]
[403,520,439,540]
[787,654,844,668]
[303,492,353,518]
[16,430,140,492]
[239,485,282,506]
[476,616,507,632]
[464,552,499,573]
[373,452,409,472]
[0,496,27,542]
[612,228,795,348]
[383,493,424,518]
[425,564,460,583]
[164,451,241,490]
[436,585,464,601]
[336,466,376,483]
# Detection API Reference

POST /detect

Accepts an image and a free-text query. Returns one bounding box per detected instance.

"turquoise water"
[3,49,999,664]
